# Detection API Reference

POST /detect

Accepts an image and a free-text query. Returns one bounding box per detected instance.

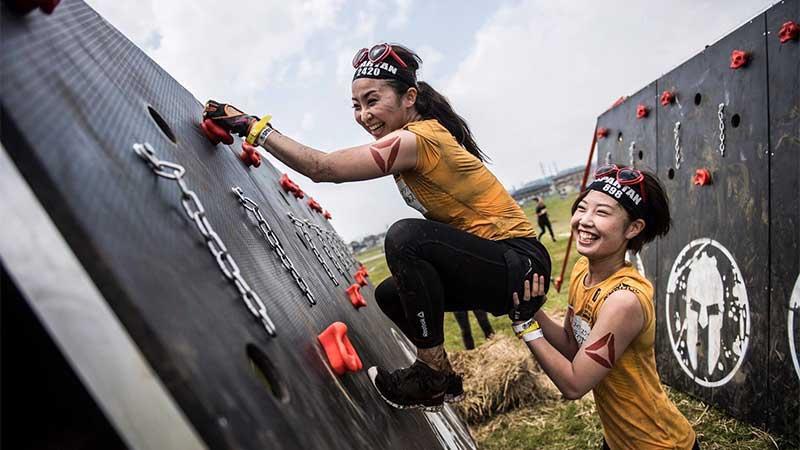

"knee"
[375,277,399,312]
[384,219,426,259]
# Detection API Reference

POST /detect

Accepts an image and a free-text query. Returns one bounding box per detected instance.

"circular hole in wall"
[668,168,675,179]
[638,150,644,160]
[246,344,290,404]
[694,93,702,105]
[147,105,177,144]
[617,132,623,142]
[731,114,741,128]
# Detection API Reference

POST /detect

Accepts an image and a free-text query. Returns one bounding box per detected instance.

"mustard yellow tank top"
[395,119,535,240]
[568,257,695,450]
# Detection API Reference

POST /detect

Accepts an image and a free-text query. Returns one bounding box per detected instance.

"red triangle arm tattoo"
[369,136,401,174]
[584,332,616,369]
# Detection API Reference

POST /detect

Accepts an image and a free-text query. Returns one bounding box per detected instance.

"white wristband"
[512,319,534,335]
[256,126,275,147]
[521,329,544,342]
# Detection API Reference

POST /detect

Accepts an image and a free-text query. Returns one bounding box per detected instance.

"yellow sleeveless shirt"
[568,257,695,450]
[395,119,535,240]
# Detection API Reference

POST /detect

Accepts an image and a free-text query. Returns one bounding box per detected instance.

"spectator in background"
[452,311,494,350]
[534,196,557,242]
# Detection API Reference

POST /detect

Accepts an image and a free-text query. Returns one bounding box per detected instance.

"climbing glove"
[200,100,258,145]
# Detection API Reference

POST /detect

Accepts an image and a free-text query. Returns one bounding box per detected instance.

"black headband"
[587,176,646,219]
[352,60,417,87]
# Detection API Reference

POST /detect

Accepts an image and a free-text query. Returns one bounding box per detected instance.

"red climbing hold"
[596,127,609,139]
[318,322,363,375]
[201,118,234,145]
[636,104,649,119]
[729,50,749,69]
[323,210,332,220]
[7,0,60,15]
[292,188,305,199]
[354,270,368,287]
[693,169,712,186]
[611,96,627,108]
[307,197,323,213]
[358,264,369,277]
[779,21,799,44]
[279,173,302,194]
[240,143,261,167]
[346,284,367,308]
[660,91,674,106]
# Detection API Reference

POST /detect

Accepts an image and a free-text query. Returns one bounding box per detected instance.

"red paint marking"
[369,136,401,174]
[585,332,615,369]
[369,148,386,172]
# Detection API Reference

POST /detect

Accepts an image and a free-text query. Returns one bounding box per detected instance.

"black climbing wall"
[596,82,659,294]
[597,0,799,441]
[767,0,800,440]
[0,1,475,449]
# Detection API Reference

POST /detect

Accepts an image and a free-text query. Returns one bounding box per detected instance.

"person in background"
[510,166,698,450]
[452,310,494,350]
[534,196,556,242]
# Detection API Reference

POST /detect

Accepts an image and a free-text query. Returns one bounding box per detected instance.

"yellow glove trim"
[246,115,273,145]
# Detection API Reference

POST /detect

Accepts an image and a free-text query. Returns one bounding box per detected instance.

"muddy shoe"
[368,360,449,412]
[444,372,464,403]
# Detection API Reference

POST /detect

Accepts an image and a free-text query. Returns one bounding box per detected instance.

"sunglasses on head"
[594,164,647,202]
[352,43,408,69]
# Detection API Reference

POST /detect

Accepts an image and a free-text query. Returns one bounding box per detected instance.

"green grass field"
[356,192,792,450]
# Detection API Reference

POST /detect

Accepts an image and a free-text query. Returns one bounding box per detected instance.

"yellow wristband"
[514,320,540,339]
[246,115,273,145]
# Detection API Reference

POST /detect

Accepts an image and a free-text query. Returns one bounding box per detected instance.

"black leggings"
[538,218,555,241]
[375,218,551,349]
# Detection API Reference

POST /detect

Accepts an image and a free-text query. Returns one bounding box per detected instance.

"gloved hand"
[200,100,258,145]
[509,274,547,323]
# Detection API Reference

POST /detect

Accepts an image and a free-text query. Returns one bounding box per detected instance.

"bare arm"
[261,129,418,183]
[534,308,579,360]
[523,290,645,399]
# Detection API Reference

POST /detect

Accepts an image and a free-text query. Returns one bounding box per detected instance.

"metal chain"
[628,141,636,166]
[673,121,682,169]
[717,103,726,157]
[306,222,348,280]
[132,143,277,337]
[232,187,317,306]
[287,212,339,286]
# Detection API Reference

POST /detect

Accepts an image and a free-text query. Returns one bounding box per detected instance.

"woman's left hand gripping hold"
[510,274,547,325]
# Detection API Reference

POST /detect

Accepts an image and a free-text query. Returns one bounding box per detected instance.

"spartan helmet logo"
[685,254,724,375]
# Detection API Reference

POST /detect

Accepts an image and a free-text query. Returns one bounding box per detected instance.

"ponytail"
[384,45,489,162]
[414,81,488,162]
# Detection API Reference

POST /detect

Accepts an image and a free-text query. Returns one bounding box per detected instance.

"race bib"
[572,312,592,347]
[395,177,428,215]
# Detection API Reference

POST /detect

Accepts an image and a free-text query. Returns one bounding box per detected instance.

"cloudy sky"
[86,0,773,242]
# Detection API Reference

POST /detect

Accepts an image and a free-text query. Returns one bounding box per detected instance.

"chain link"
[628,141,636,166]
[307,222,348,280]
[717,103,726,157]
[133,143,277,337]
[288,212,339,286]
[673,121,682,169]
[232,187,317,306]
[308,222,355,275]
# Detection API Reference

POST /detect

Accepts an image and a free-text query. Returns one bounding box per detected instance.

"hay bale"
[450,334,560,424]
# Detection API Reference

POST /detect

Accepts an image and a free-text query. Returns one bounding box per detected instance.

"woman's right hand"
[509,274,547,324]
[202,100,259,138]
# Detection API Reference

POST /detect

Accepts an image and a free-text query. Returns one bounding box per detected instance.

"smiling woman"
[513,166,699,450]
[201,43,551,413]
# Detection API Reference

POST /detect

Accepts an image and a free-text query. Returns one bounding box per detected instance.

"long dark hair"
[386,45,488,162]
[571,168,671,254]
